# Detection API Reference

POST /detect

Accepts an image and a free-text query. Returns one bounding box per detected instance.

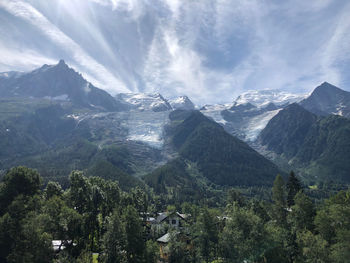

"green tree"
[124,205,146,263]
[102,210,127,263]
[194,208,219,262]
[0,166,42,215]
[44,181,63,200]
[145,240,159,263]
[219,205,269,262]
[272,174,287,226]
[315,190,350,262]
[87,185,105,252]
[296,231,330,263]
[7,212,53,263]
[168,232,191,263]
[42,196,83,254]
[286,171,302,207]
[288,191,315,233]
[227,189,245,207]
[264,223,291,263]
[68,171,92,214]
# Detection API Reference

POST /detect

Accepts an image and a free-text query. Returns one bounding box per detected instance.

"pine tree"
[272,174,287,226]
[286,171,302,207]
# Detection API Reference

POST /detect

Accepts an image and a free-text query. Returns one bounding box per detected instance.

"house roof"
[156,211,188,223]
[157,233,171,243]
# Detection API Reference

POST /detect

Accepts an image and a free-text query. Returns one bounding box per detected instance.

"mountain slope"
[299,82,350,117]
[258,103,350,183]
[146,110,282,190]
[258,103,318,158]
[0,60,126,111]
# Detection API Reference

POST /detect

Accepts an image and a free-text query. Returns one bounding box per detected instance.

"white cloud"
[0,43,56,72]
[89,0,145,19]
[0,0,349,104]
[0,0,129,93]
[319,2,350,85]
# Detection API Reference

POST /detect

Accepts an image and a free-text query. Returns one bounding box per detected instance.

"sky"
[0,0,349,104]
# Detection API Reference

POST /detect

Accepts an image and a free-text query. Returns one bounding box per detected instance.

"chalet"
[156,211,188,229]
[154,212,190,262]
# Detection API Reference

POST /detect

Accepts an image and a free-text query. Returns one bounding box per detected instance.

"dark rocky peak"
[0,60,124,111]
[312,82,346,96]
[300,82,350,117]
[58,59,66,66]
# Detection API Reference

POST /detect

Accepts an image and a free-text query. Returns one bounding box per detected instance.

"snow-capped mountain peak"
[169,95,195,110]
[234,89,307,108]
[116,93,172,112]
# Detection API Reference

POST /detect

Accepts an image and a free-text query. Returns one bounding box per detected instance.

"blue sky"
[0,0,349,104]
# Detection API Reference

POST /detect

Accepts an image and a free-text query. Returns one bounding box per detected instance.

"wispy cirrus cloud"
[0,0,349,104]
[0,0,129,93]
[0,44,56,72]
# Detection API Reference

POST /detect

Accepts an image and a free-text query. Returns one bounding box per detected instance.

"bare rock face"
[0,60,126,111]
[300,82,350,118]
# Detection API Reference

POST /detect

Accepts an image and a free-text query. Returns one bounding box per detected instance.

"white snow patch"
[169,95,195,110]
[118,93,171,111]
[242,109,281,141]
[333,103,345,116]
[125,111,170,148]
[234,89,307,107]
[171,96,186,104]
[201,103,231,125]
[43,94,69,101]
[67,114,80,120]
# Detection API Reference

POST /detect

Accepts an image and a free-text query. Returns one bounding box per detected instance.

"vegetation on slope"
[1,166,349,263]
[146,110,282,193]
[259,103,350,183]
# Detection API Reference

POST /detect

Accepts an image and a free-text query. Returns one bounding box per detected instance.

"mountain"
[145,110,282,192]
[0,102,163,188]
[200,104,230,126]
[116,93,172,112]
[0,60,126,111]
[5,61,350,190]
[216,103,281,141]
[169,96,195,110]
[258,103,317,158]
[299,82,350,117]
[198,90,306,142]
[234,89,306,108]
[258,103,350,183]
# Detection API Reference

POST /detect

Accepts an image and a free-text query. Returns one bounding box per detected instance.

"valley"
[1,61,350,195]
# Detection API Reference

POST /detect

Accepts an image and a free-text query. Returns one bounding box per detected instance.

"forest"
[0,166,349,263]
